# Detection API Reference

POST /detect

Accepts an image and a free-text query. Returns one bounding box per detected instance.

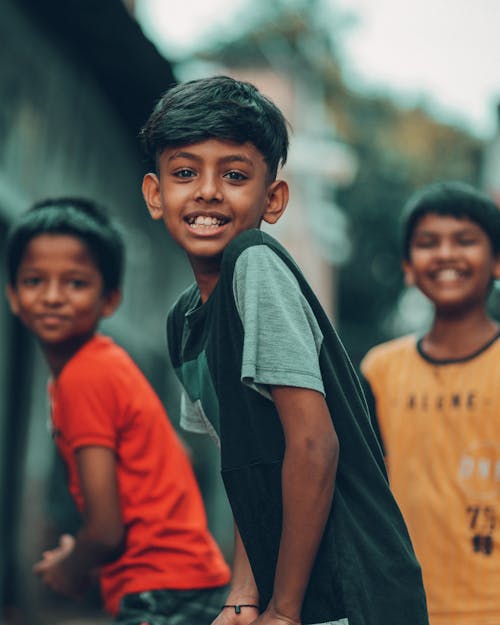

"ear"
[142,172,164,221]
[402,259,415,287]
[493,253,500,281]
[101,289,122,319]
[5,284,20,316]
[262,179,289,225]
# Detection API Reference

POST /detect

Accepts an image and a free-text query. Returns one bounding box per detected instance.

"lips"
[431,268,467,282]
[37,314,68,325]
[185,213,229,228]
[434,268,463,279]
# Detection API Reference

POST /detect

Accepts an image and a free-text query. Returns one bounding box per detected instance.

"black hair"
[6,197,124,292]
[139,75,290,181]
[401,181,500,260]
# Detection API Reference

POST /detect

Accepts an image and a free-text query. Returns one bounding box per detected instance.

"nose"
[42,280,64,305]
[436,239,458,260]
[195,173,223,202]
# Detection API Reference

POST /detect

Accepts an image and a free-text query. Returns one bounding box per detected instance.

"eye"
[20,276,41,287]
[224,170,248,181]
[68,279,89,289]
[173,168,196,179]
[412,237,437,249]
[457,236,479,246]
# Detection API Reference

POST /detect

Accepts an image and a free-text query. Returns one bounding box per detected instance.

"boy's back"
[51,332,230,615]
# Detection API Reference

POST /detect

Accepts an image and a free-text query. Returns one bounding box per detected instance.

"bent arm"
[34,446,125,597]
[266,386,339,624]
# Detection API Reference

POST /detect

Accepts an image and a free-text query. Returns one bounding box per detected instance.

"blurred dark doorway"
[0,215,35,622]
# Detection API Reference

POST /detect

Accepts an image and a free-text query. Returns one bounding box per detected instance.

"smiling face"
[7,234,120,364]
[403,213,500,314]
[142,138,288,284]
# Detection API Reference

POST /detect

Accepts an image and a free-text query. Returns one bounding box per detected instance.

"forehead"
[161,138,266,165]
[20,234,96,267]
[411,213,487,236]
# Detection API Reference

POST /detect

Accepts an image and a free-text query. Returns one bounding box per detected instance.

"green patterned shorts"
[115,586,229,625]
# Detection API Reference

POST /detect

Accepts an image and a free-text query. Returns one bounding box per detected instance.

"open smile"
[430,268,468,283]
[185,214,229,229]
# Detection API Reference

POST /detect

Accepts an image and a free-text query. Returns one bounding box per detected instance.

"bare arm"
[211,524,259,625]
[33,446,125,598]
[257,386,339,625]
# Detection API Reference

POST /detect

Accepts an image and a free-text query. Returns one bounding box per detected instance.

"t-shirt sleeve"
[232,245,325,399]
[55,365,118,451]
[179,386,220,446]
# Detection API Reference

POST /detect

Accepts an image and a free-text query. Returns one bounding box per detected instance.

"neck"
[43,332,95,378]
[189,256,221,304]
[422,307,499,360]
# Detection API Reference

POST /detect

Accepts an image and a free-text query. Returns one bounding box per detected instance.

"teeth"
[436,269,461,281]
[189,215,224,227]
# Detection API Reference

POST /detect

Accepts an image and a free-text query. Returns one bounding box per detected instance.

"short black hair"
[6,197,124,292]
[139,75,290,181]
[401,181,500,260]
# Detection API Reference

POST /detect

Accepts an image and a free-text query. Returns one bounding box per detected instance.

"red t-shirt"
[49,334,230,615]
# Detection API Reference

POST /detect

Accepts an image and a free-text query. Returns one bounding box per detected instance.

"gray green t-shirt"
[167,228,429,625]
[180,245,324,440]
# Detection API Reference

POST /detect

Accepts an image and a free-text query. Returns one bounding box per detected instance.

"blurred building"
[0,1,195,622]
[482,102,500,207]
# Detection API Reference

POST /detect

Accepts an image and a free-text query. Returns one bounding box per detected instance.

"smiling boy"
[141,76,428,625]
[6,198,230,624]
[361,181,500,625]
[148,137,284,302]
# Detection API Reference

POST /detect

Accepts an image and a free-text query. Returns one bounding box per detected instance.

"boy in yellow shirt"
[362,181,500,625]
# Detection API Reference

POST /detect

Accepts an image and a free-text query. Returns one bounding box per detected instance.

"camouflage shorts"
[114,586,229,625]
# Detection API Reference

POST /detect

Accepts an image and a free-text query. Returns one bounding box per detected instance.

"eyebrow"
[167,151,255,168]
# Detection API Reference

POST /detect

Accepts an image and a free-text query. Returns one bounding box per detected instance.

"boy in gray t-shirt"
[141,75,429,625]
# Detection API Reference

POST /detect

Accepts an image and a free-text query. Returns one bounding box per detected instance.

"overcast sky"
[135,0,500,139]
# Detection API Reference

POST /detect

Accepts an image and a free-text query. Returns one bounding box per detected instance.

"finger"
[33,560,48,574]
[60,534,75,548]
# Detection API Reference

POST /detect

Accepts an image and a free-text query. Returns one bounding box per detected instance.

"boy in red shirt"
[6,197,230,624]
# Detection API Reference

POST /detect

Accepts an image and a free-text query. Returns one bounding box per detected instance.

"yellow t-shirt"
[362,333,500,625]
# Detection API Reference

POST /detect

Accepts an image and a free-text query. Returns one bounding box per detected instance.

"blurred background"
[1,0,499,622]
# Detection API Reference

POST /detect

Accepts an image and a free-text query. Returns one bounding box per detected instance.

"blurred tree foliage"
[331,91,483,363]
[264,0,485,363]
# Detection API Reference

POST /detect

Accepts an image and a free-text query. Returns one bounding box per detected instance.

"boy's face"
[403,213,500,312]
[6,234,120,348]
[142,138,288,270]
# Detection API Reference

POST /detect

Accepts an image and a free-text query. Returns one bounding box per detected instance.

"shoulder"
[222,229,293,270]
[222,229,298,286]
[361,335,418,376]
[58,334,133,392]
[230,239,306,317]
[223,228,266,263]
[490,333,500,353]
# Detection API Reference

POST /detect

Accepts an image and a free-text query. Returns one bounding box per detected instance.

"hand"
[211,605,260,625]
[33,534,89,599]
[39,533,75,563]
[249,605,301,625]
